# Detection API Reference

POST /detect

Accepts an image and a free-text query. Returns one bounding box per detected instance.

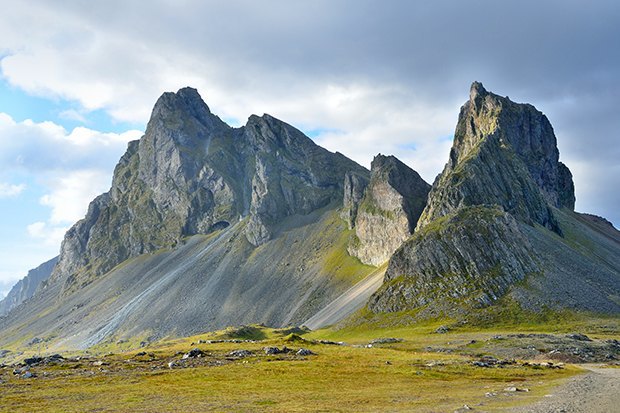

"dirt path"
[509,364,620,413]
[303,266,386,330]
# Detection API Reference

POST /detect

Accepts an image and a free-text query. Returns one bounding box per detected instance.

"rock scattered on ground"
[317,340,345,346]
[504,386,529,392]
[427,332,620,363]
[263,346,292,355]
[296,348,316,356]
[369,338,403,345]
[182,348,205,359]
[566,333,592,342]
[228,350,252,358]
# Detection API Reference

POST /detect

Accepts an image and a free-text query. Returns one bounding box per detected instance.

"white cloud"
[0,113,142,267]
[0,112,142,172]
[59,109,87,123]
[27,221,68,246]
[40,170,110,225]
[0,182,25,198]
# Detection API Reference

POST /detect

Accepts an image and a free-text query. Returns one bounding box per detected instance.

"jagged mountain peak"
[147,87,229,149]
[371,153,404,172]
[370,83,618,317]
[370,154,423,185]
[50,87,367,289]
[456,81,574,211]
[417,82,574,232]
[153,86,212,115]
[468,80,488,104]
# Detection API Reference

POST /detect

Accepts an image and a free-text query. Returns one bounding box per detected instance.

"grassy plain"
[3,315,615,412]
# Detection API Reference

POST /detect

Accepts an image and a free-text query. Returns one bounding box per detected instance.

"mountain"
[0,88,378,349]
[51,87,368,292]
[0,257,57,317]
[369,82,620,316]
[1,82,617,351]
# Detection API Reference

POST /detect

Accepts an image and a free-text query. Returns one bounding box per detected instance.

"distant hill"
[0,256,57,317]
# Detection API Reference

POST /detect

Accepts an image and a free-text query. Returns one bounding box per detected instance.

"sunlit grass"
[0,321,591,413]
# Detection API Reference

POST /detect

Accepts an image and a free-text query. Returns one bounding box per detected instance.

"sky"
[0,0,618,298]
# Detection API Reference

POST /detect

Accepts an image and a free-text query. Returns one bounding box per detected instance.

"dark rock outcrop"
[51,87,367,291]
[347,155,430,266]
[0,257,57,316]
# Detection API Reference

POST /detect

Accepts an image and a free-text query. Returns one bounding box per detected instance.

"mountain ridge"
[1,82,618,352]
[51,87,368,293]
[0,257,57,317]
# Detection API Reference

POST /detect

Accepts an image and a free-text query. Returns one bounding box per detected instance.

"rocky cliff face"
[416,82,574,232]
[340,172,369,229]
[368,206,540,313]
[51,87,367,290]
[371,82,578,314]
[0,257,57,317]
[347,155,430,266]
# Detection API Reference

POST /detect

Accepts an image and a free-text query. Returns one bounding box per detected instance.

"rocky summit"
[370,82,619,316]
[346,154,430,266]
[417,82,574,232]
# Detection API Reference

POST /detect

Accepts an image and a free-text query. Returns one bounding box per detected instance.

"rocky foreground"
[1,324,619,412]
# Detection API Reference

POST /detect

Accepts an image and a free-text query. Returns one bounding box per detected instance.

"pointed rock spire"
[347,154,430,266]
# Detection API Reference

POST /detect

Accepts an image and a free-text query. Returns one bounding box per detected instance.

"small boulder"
[13,367,28,375]
[27,337,43,346]
[504,386,529,392]
[435,326,449,334]
[264,347,282,355]
[24,356,43,366]
[228,350,252,358]
[182,348,205,359]
[44,354,64,363]
[369,338,403,345]
[317,340,345,346]
[566,333,591,342]
[296,348,316,356]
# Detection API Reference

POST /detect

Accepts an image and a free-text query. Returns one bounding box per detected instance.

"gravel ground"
[510,364,620,413]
